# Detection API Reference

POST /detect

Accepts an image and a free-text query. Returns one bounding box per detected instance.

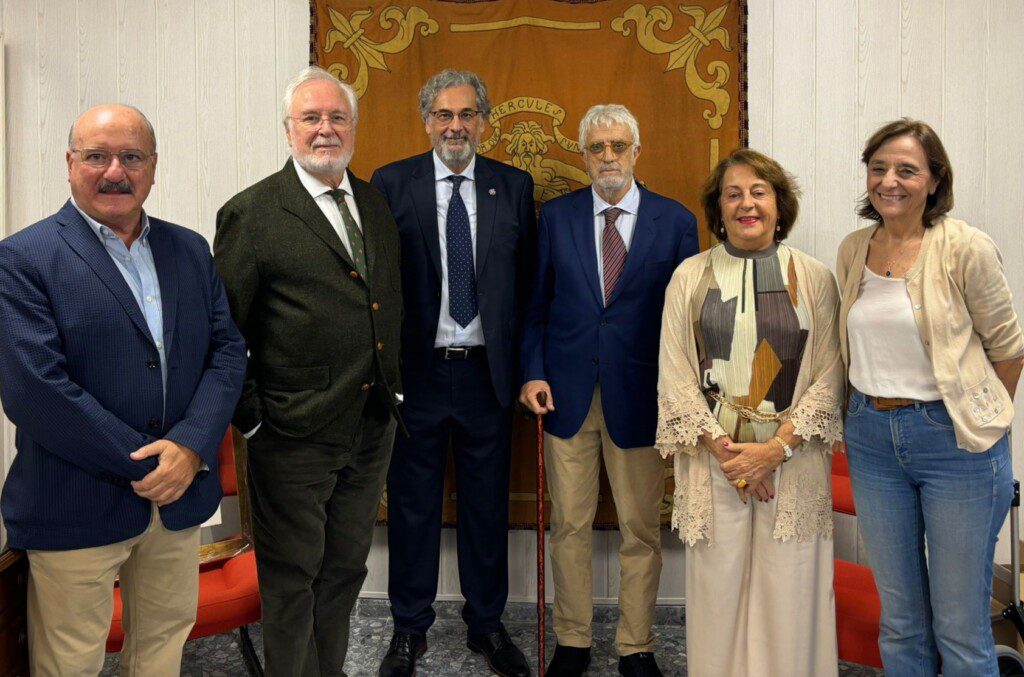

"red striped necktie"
[602,207,626,303]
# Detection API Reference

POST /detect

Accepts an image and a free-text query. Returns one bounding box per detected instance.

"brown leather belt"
[867,396,920,411]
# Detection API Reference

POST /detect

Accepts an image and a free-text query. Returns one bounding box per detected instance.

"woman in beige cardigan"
[837,119,1024,677]
[657,148,844,676]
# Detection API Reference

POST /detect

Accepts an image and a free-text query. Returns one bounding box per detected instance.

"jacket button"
[600,319,608,326]
[146,360,158,369]
[349,271,359,279]
[372,302,380,311]
[591,357,599,365]
[148,418,160,429]
[360,383,370,391]
[377,342,384,350]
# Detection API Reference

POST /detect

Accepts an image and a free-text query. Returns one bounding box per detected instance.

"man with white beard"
[370,70,535,677]
[214,66,404,677]
[519,104,699,677]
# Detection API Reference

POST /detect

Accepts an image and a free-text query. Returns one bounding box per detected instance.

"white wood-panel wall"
[1,0,1022,601]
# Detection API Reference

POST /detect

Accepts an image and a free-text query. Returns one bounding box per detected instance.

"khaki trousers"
[545,385,665,655]
[685,460,838,677]
[27,503,200,677]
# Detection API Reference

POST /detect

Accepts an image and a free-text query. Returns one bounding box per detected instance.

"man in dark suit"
[370,70,534,677]
[0,104,246,676]
[214,67,403,676]
[520,105,699,677]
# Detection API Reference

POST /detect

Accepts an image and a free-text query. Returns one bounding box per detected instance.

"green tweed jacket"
[214,159,403,443]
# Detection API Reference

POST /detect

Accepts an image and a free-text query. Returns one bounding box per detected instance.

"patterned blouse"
[697,242,808,443]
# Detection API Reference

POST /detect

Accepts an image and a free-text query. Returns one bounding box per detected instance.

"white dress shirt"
[292,160,363,259]
[592,181,640,305]
[432,151,485,347]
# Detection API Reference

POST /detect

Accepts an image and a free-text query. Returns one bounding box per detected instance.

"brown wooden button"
[349,271,359,279]
[360,383,370,391]
[376,342,384,350]
[372,302,380,311]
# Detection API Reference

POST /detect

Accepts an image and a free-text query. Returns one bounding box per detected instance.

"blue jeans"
[844,389,1013,677]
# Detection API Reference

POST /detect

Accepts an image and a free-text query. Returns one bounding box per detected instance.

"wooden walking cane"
[536,391,548,677]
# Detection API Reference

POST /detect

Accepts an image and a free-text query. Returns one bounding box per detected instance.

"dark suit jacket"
[520,185,699,448]
[0,201,247,550]
[370,152,535,408]
[214,160,403,443]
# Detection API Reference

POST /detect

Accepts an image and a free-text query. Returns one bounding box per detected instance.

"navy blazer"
[520,185,699,448]
[0,201,246,550]
[371,152,536,408]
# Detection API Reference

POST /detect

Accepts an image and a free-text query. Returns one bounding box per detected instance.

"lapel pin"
[488,188,496,196]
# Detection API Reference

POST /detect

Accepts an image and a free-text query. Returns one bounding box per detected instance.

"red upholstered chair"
[832,447,884,669]
[107,429,264,675]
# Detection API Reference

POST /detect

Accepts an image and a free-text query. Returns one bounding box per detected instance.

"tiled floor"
[102,600,883,676]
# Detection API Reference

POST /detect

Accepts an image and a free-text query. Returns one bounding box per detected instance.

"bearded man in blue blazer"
[519,104,699,677]
[0,105,246,676]
[370,70,535,677]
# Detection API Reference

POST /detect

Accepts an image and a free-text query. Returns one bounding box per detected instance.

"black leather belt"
[434,346,485,360]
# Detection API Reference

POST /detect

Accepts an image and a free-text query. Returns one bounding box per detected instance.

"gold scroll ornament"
[612,3,732,130]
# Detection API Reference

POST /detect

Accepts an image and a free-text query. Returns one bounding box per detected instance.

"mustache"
[443,131,469,141]
[312,139,342,149]
[599,162,621,171]
[98,179,133,194]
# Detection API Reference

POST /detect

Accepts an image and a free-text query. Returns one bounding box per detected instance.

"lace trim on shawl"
[670,461,713,546]
[772,440,834,542]
[787,381,843,447]
[656,393,727,458]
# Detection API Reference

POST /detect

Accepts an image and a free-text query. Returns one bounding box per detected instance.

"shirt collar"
[71,196,151,244]
[592,180,640,217]
[292,159,354,198]
[433,151,476,183]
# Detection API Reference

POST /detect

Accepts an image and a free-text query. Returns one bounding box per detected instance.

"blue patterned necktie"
[446,175,477,327]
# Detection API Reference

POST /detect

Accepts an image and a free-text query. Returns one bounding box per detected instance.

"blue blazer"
[0,201,246,550]
[371,152,536,408]
[520,185,699,448]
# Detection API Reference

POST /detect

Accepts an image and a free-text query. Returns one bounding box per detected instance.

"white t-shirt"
[847,266,941,400]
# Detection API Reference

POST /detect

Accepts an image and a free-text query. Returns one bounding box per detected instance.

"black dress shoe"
[546,644,591,676]
[378,632,427,677]
[617,652,663,677]
[467,623,531,676]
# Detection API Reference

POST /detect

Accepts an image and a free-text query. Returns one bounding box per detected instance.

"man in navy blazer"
[520,105,698,677]
[0,105,246,676]
[370,70,534,677]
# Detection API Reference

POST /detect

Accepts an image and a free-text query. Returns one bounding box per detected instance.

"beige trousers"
[545,385,665,655]
[685,460,838,677]
[27,503,200,677]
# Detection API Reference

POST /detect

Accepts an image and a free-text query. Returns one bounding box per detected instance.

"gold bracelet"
[773,435,794,463]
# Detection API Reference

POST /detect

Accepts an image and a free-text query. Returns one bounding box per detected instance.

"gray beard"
[292,147,352,177]
[435,138,476,168]
[593,172,631,198]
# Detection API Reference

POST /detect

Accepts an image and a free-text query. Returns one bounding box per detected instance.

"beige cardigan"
[656,245,844,545]
[837,217,1024,452]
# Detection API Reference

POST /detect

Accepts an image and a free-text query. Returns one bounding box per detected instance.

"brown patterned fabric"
[312,0,747,527]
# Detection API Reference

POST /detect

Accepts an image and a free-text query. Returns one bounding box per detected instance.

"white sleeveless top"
[847,267,941,400]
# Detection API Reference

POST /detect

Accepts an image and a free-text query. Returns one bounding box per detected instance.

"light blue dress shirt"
[72,199,167,398]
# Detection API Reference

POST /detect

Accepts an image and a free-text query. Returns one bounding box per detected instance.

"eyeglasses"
[290,113,354,131]
[584,141,633,157]
[70,148,153,169]
[428,109,484,124]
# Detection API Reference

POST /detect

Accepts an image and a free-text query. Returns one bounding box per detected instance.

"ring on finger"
[736,479,748,489]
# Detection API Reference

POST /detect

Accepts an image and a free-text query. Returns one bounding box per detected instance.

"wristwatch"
[773,435,794,463]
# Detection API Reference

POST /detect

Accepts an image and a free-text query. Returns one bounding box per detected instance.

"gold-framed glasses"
[429,109,483,124]
[290,113,354,131]
[584,141,633,157]
[70,148,153,169]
